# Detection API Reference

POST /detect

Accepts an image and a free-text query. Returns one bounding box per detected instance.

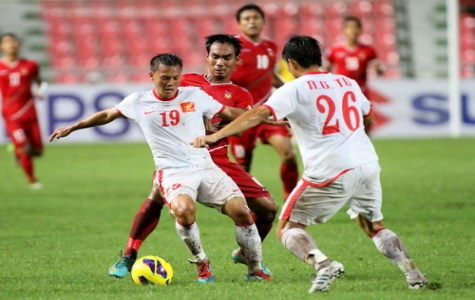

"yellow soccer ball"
[131,255,173,285]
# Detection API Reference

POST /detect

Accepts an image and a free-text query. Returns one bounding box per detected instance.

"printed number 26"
[316,91,360,135]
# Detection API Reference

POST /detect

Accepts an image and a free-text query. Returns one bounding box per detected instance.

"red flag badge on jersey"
[180,102,195,113]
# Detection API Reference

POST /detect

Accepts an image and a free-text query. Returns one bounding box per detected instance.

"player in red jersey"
[0,33,47,188]
[230,4,299,200]
[324,16,384,135]
[108,34,279,280]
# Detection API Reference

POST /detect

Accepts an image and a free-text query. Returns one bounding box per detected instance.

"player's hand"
[49,127,73,142]
[34,92,44,100]
[205,121,222,133]
[260,117,289,127]
[191,135,218,148]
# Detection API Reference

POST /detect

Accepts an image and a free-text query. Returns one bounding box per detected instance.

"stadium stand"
[32,0,473,83]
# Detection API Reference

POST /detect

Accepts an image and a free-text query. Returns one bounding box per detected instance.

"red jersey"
[0,58,39,122]
[326,44,377,91]
[180,73,252,158]
[231,35,278,107]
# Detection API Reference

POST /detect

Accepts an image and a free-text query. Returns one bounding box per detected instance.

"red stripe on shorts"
[280,181,309,221]
[156,170,168,205]
[302,169,351,188]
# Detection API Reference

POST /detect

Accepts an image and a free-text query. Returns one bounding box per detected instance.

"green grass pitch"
[1,138,474,299]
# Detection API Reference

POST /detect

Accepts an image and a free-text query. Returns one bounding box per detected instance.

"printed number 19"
[316,91,360,135]
[160,110,180,127]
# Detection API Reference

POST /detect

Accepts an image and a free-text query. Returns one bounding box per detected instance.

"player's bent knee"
[170,198,196,222]
[248,197,278,221]
[223,198,254,225]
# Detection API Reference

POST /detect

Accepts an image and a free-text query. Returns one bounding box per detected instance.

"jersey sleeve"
[234,88,253,110]
[31,61,40,78]
[262,83,298,120]
[350,79,372,116]
[179,73,192,87]
[114,93,137,121]
[325,47,335,63]
[368,46,378,61]
[197,90,225,119]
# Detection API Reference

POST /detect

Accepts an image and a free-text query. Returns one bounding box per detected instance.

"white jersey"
[114,87,225,169]
[263,72,378,184]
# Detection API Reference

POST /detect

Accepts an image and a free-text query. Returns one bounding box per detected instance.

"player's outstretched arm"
[49,108,122,142]
[192,106,271,148]
[217,106,246,121]
[33,75,48,100]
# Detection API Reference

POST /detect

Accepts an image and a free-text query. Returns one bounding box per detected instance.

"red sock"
[18,152,36,183]
[280,162,298,201]
[123,199,163,259]
[251,212,273,242]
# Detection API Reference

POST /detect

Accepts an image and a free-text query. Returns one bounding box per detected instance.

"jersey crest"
[180,101,195,113]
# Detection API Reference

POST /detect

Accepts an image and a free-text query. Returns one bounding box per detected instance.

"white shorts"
[279,161,383,225]
[155,164,244,213]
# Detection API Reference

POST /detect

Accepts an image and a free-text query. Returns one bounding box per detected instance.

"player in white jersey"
[49,53,271,282]
[192,36,427,292]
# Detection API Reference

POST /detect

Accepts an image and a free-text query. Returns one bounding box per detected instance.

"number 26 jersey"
[263,72,378,183]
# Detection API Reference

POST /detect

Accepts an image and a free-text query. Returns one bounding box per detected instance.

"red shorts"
[213,156,270,199]
[5,120,43,151]
[230,124,292,165]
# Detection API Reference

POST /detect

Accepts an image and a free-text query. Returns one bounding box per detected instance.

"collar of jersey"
[203,74,232,85]
[0,57,20,68]
[153,89,178,101]
[303,71,329,76]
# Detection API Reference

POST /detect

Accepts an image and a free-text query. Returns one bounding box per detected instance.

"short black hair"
[150,53,183,72]
[236,4,265,22]
[343,15,362,28]
[282,35,323,68]
[205,34,243,56]
[0,32,20,43]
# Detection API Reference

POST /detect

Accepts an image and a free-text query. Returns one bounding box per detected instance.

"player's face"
[149,64,181,99]
[206,42,237,81]
[343,20,361,42]
[0,35,20,56]
[238,9,265,38]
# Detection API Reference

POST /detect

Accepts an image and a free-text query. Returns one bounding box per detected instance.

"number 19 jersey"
[263,72,378,184]
[114,87,225,170]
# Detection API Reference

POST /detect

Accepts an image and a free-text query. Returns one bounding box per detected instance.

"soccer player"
[107,34,278,280]
[323,16,384,135]
[49,53,271,282]
[230,4,299,200]
[0,32,47,188]
[193,36,427,292]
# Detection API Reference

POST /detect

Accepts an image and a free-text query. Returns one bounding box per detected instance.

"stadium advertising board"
[369,80,475,138]
[0,80,474,143]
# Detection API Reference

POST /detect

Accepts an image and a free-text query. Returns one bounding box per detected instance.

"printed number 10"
[256,55,269,69]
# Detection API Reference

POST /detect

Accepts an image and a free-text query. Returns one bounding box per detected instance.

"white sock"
[281,227,328,270]
[236,223,262,273]
[372,228,416,274]
[175,221,207,261]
